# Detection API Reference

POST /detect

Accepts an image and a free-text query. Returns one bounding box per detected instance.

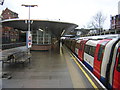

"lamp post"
[21,4,38,49]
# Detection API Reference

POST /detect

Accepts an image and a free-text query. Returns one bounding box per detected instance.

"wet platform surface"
[2,45,103,88]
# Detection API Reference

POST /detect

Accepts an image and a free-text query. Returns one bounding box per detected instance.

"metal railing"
[81,29,120,37]
[2,42,26,50]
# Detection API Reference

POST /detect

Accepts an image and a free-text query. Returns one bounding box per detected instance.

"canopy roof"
[2,19,78,37]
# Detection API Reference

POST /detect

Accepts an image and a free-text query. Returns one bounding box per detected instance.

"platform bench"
[2,51,31,66]
[13,51,31,64]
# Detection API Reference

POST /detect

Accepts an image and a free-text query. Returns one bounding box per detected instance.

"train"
[63,34,120,89]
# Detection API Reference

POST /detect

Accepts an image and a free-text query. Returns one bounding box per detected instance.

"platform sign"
[26,31,32,48]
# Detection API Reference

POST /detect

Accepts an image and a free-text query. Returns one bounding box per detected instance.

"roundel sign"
[26,31,32,48]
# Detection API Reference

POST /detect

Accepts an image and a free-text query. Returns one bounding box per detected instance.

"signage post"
[26,31,32,48]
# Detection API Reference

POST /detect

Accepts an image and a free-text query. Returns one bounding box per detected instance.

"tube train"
[63,34,120,89]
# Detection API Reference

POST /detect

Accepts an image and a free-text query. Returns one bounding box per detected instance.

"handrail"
[2,42,26,50]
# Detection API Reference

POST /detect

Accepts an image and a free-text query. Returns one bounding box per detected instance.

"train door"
[78,40,88,62]
[78,41,83,61]
[75,40,81,56]
[113,47,120,89]
[93,39,110,79]
[72,40,76,53]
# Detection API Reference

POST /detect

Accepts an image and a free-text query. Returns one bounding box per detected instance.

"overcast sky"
[0,0,119,29]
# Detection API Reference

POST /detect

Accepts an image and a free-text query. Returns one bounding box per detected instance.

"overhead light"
[25,20,27,24]
[31,20,33,24]
[39,28,43,32]
[21,4,38,7]
[61,30,65,36]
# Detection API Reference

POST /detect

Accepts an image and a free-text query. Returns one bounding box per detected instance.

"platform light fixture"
[61,30,65,36]
[21,4,38,31]
[39,28,43,32]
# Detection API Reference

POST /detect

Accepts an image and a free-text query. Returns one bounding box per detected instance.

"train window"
[85,45,95,57]
[98,45,105,61]
[85,45,90,54]
[117,51,120,72]
[97,41,109,61]
[89,46,96,57]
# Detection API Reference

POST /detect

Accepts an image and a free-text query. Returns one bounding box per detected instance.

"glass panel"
[89,46,96,57]
[32,30,51,45]
[97,41,109,61]
[98,45,104,61]
[85,45,90,54]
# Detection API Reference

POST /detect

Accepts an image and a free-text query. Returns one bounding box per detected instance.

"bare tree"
[87,12,106,33]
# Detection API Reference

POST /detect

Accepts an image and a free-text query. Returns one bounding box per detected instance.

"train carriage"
[99,38,119,85]
[84,40,100,72]
[93,39,111,80]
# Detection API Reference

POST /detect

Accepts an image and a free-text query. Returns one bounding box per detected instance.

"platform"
[2,44,104,89]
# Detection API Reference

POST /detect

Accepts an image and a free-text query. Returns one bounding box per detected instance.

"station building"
[1,8,78,51]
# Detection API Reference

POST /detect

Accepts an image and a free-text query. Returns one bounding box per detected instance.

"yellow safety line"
[69,53,98,89]
[60,47,63,56]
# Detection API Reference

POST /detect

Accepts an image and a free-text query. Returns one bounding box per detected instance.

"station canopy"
[2,19,78,37]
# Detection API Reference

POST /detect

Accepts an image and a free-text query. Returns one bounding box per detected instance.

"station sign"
[26,31,32,48]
